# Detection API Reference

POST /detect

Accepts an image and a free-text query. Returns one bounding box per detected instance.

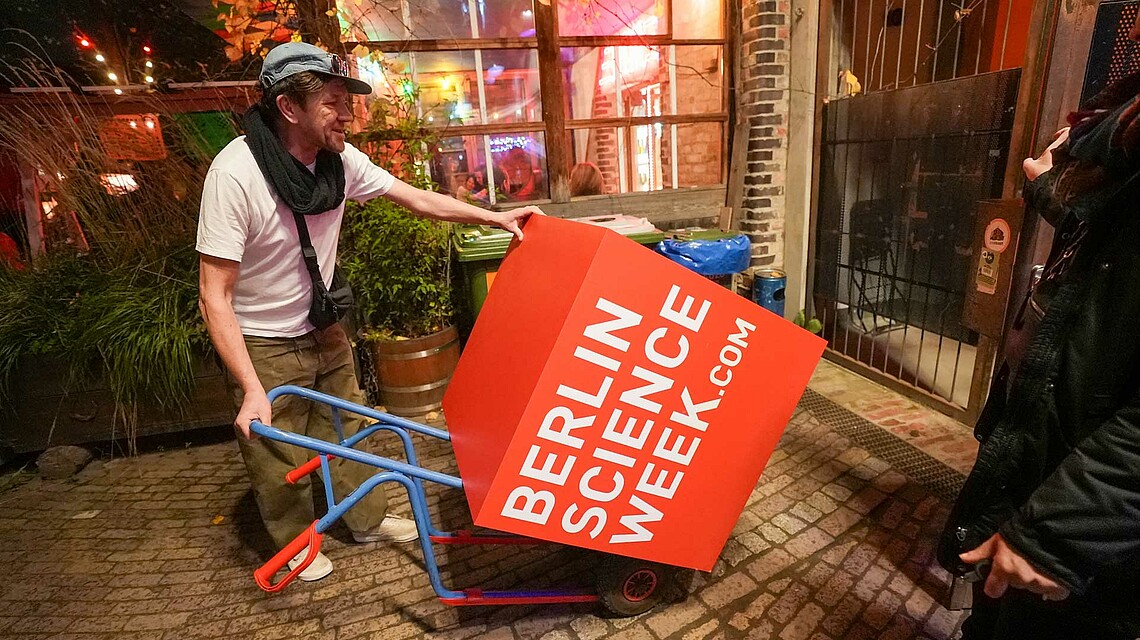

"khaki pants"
[225,324,388,548]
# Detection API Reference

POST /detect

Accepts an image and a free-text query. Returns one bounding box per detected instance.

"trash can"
[452,215,665,329]
[752,268,787,317]
[655,229,751,288]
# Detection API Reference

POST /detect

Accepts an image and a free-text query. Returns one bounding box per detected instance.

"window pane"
[558,0,666,36]
[413,52,481,124]
[675,46,724,115]
[356,53,413,102]
[629,122,668,191]
[430,135,489,201]
[563,47,603,120]
[478,0,536,38]
[341,0,475,40]
[489,131,549,202]
[340,0,404,41]
[673,0,723,38]
[562,46,671,120]
[482,49,542,124]
[675,122,723,186]
[409,0,475,39]
[569,127,622,195]
[429,133,549,203]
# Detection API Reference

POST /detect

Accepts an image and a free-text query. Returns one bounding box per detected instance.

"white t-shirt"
[196,138,395,337]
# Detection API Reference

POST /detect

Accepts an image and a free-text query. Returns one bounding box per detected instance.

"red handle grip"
[286,454,336,484]
[253,522,323,593]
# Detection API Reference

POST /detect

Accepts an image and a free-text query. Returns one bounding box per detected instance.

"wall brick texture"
[738,0,791,267]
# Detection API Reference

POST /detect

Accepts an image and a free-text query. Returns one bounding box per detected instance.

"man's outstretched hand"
[492,206,544,241]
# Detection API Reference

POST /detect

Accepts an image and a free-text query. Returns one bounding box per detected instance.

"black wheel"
[597,556,674,617]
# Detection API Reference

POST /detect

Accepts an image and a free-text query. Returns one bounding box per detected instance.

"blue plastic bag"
[656,234,752,276]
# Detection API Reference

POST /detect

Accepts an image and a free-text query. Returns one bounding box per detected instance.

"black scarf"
[242,106,346,216]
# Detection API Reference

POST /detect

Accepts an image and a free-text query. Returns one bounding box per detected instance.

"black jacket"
[939,99,1140,633]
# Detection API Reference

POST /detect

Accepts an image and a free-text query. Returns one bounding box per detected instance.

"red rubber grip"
[253,522,323,593]
[286,455,335,484]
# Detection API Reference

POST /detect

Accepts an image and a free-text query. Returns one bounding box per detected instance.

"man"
[939,13,1140,639]
[197,42,539,582]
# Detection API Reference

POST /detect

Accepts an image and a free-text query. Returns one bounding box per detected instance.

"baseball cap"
[260,42,373,95]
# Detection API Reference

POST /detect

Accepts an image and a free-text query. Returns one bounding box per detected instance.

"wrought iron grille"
[812,69,1020,407]
[1081,0,1140,104]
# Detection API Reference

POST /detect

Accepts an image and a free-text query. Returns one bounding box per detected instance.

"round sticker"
[984,219,1011,254]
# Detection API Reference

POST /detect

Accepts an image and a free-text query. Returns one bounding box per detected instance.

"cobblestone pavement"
[0,361,977,639]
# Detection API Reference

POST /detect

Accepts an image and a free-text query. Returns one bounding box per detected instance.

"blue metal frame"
[250,385,596,604]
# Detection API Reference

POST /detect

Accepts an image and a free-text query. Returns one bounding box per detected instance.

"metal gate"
[810,0,1028,419]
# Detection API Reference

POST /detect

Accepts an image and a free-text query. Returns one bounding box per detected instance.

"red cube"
[443,215,824,571]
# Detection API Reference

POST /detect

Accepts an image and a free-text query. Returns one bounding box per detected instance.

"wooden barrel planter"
[369,325,461,417]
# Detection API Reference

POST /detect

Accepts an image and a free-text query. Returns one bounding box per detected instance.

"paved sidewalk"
[0,360,978,639]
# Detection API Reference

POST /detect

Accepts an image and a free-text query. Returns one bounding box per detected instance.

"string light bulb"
[145,76,154,83]
[95,54,105,62]
[113,88,123,95]
[145,61,153,68]
[107,72,118,81]
[79,38,91,48]
[142,45,152,54]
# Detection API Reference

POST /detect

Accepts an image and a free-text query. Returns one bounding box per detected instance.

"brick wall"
[738,0,792,267]
[588,112,621,193]
[675,45,725,188]
[587,53,621,194]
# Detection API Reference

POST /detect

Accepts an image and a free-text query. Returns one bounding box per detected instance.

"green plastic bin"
[452,215,665,329]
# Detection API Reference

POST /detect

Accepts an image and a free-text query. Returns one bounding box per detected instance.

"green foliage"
[341,79,455,339]
[0,61,214,450]
[0,252,206,449]
[342,199,452,340]
[793,309,823,335]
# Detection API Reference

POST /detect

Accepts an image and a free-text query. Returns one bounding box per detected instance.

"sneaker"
[351,515,419,544]
[287,549,333,582]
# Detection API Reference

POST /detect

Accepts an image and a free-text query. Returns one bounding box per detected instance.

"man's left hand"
[494,206,544,241]
[960,533,1071,601]
[1023,127,1070,181]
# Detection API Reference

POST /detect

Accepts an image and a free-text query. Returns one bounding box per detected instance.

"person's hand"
[235,388,272,439]
[1023,127,1070,181]
[960,533,1071,601]
[493,206,544,241]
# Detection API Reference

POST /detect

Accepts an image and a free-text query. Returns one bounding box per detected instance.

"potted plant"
[340,80,459,417]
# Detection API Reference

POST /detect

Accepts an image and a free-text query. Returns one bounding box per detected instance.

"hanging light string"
[142,44,155,85]
[75,31,157,93]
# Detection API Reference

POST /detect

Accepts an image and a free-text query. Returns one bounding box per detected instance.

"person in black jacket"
[940,14,1140,640]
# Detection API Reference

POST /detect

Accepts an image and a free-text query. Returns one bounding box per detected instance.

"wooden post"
[785,0,821,320]
[965,0,1063,423]
[805,0,833,320]
[725,120,748,229]
[1001,0,1062,200]
[1033,1,1101,157]
[18,161,42,261]
[534,0,572,203]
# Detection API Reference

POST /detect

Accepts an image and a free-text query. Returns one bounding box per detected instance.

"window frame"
[347,0,729,205]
